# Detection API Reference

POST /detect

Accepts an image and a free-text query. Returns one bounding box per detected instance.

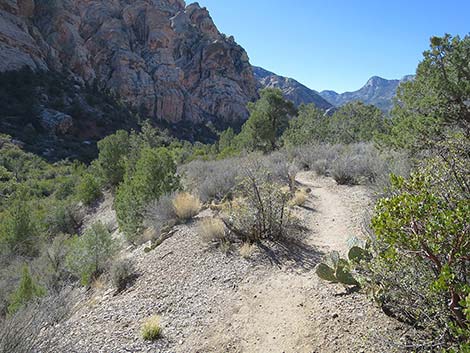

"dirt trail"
[202,172,402,353]
[47,172,407,353]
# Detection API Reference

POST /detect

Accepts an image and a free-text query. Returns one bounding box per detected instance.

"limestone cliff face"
[0,0,258,125]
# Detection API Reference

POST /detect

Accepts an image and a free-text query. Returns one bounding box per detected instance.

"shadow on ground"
[257,236,324,271]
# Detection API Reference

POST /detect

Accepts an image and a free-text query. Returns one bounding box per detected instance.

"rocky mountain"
[0,0,258,138]
[320,75,414,112]
[253,66,332,110]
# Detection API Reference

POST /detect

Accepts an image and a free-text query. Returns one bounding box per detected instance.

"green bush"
[96,130,130,187]
[7,266,45,315]
[44,201,80,236]
[115,147,180,243]
[76,173,102,206]
[65,222,116,286]
[0,192,38,257]
[367,137,470,350]
[283,102,387,146]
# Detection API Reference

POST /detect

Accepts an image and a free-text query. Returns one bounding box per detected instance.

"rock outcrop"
[320,75,414,112]
[0,0,258,125]
[253,66,332,110]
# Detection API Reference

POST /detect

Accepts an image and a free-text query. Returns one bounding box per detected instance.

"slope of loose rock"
[43,172,415,352]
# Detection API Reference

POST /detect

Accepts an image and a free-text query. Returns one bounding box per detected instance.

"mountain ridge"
[253,66,333,110]
[320,75,414,112]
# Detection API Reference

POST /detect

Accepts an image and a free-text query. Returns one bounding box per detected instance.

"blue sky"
[196,0,470,93]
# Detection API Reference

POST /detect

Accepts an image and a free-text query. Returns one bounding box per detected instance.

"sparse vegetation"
[239,243,256,259]
[197,218,226,246]
[66,222,117,286]
[141,315,162,341]
[109,258,135,293]
[144,193,178,234]
[223,167,296,244]
[179,158,241,203]
[172,193,201,221]
[7,266,45,315]
[289,190,308,207]
[0,18,468,353]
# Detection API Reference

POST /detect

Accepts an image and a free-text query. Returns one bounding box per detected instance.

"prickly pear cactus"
[316,263,337,282]
[348,246,372,263]
[335,263,359,286]
[315,252,360,286]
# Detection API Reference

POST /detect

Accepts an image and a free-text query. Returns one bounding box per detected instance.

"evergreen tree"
[238,89,297,152]
[8,265,45,314]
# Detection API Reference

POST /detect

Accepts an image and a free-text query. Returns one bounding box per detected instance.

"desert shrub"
[0,191,38,257]
[223,168,295,243]
[34,235,70,292]
[44,201,80,236]
[291,143,410,186]
[261,151,299,191]
[179,158,241,203]
[144,193,177,234]
[115,147,179,243]
[76,173,102,206]
[109,258,135,293]
[7,266,45,315]
[289,143,343,173]
[0,290,74,353]
[289,190,308,207]
[366,136,470,350]
[65,222,117,286]
[172,193,201,221]
[141,315,162,341]
[197,218,226,246]
[239,243,256,259]
[327,144,382,185]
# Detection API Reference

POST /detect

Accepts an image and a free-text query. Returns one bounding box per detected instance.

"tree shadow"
[257,235,324,271]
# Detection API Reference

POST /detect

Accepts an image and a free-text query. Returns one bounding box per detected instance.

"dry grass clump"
[141,315,162,341]
[198,218,226,245]
[239,243,256,259]
[172,193,201,220]
[289,190,308,207]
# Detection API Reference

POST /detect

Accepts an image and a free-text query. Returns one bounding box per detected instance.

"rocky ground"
[42,172,416,352]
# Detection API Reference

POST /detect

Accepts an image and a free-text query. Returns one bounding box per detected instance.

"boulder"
[39,109,73,135]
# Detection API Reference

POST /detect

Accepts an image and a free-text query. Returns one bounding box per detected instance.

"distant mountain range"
[253,67,333,110]
[319,75,414,112]
[253,66,413,113]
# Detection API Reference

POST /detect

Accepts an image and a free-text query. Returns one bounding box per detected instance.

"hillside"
[40,172,413,353]
[320,75,414,112]
[253,66,333,110]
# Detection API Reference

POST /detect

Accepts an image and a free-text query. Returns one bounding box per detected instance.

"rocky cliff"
[253,66,332,110]
[0,0,258,126]
[320,75,414,112]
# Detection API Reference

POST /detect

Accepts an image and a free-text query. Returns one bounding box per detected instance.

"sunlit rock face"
[0,0,258,125]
